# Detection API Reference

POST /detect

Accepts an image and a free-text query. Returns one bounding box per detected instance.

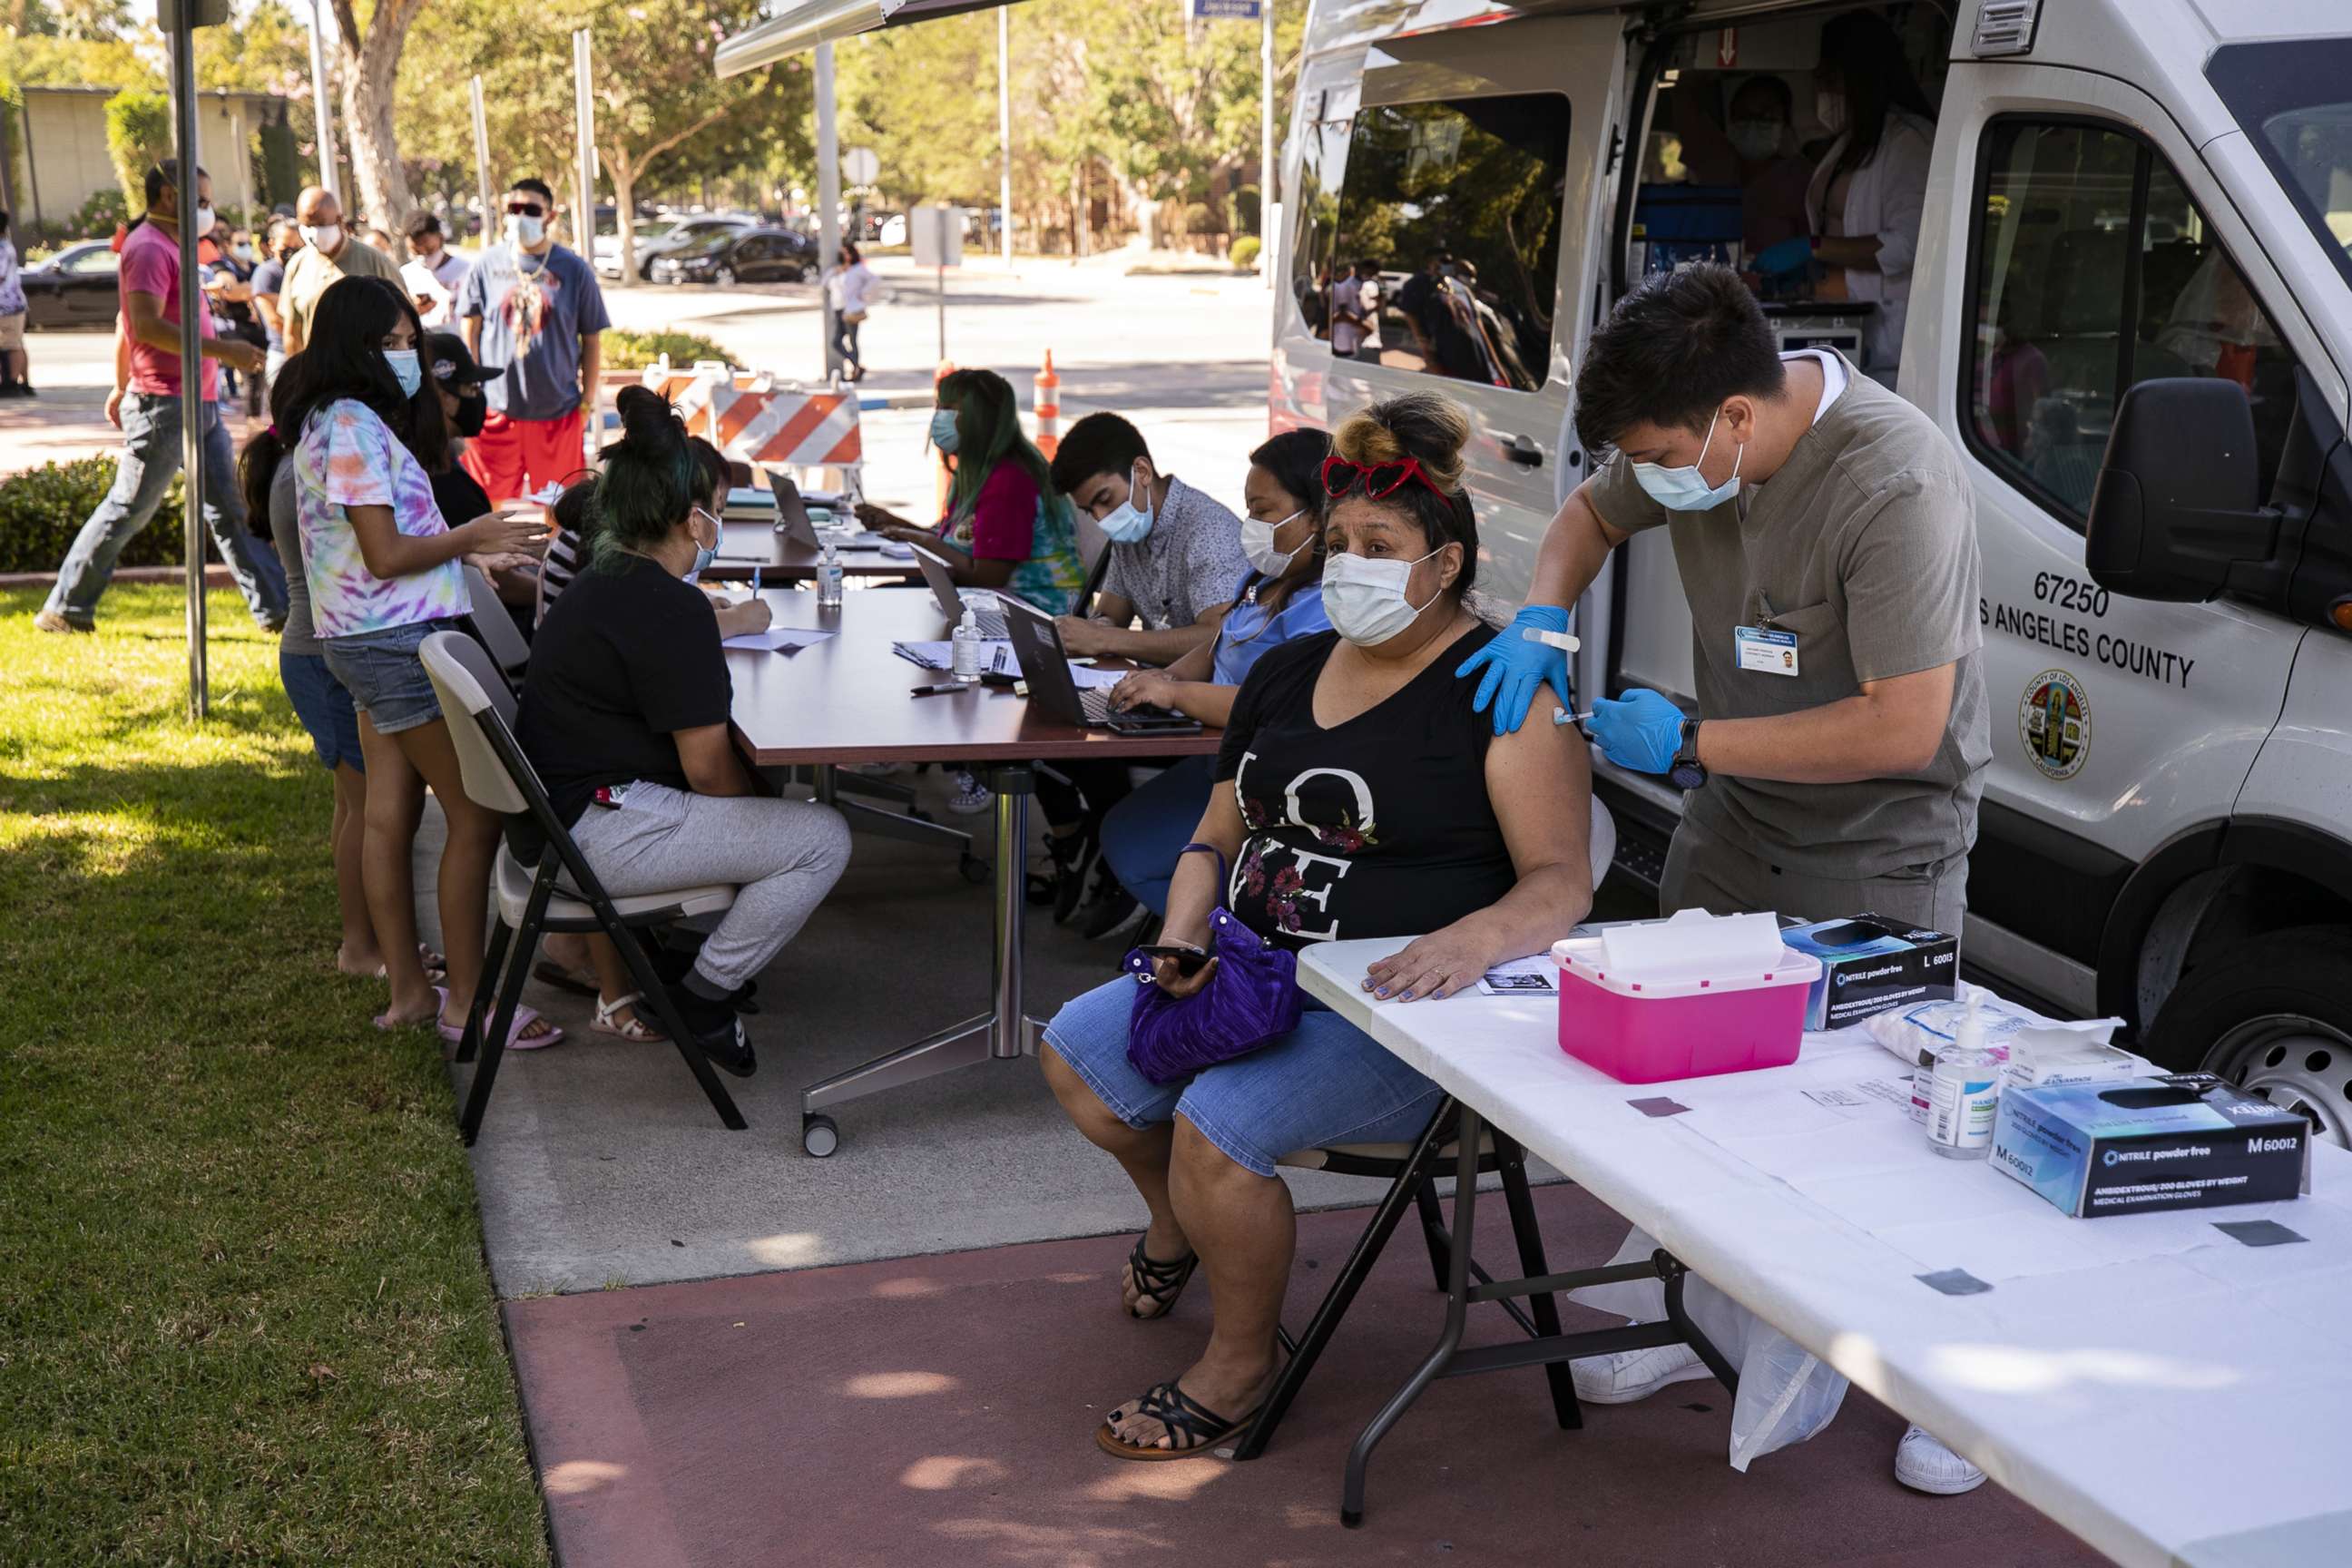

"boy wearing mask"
[458,177,612,502]
[1047,411,1247,664]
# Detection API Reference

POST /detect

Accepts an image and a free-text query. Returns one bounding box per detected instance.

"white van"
[1271,0,2352,1142]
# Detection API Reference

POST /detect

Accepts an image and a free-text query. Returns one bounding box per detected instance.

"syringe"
[1553,707,1596,727]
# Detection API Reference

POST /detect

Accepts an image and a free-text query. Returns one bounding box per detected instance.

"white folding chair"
[419,631,749,1142]
[460,564,533,683]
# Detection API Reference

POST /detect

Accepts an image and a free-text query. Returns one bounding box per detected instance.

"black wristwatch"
[1668,719,1708,791]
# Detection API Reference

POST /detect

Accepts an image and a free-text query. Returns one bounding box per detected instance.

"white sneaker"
[946,770,994,816]
[1894,1426,1986,1494]
[1570,1339,1709,1405]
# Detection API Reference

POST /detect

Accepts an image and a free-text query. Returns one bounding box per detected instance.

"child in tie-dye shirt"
[239,273,554,1046]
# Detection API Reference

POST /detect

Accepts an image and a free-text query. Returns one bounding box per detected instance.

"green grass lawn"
[0,586,547,1565]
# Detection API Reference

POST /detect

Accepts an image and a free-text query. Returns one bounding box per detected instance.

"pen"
[1553,708,1596,727]
[911,681,964,697]
[750,565,762,594]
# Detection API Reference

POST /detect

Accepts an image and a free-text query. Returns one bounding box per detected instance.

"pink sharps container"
[1549,933,1821,1083]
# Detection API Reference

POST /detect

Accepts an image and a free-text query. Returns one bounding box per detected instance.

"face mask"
[191,205,217,240]
[1240,507,1306,576]
[1632,407,1743,512]
[506,213,547,248]
[383,348,423,398]
[300,221,341,252]
[452,392,487,437]
[685,507,720,583]
[1322,544,1444,646]
[1816,89,1847,135]
[928,407,961,454]
[232,243,255,262]
[1728,120,1783,162]
[1099,464,1156,545]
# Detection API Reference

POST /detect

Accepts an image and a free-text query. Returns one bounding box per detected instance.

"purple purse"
[1122,842,1304,1084]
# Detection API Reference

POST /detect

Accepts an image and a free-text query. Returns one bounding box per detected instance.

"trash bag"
[1569,1227,1850,1472]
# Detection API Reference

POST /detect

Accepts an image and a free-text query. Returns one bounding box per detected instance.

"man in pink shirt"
[37,162,287,634]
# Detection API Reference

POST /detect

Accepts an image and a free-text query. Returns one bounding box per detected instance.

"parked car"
[632,214,760,280]
[593,218,682,279]
[21,241,122,329]
[649,227,817,287]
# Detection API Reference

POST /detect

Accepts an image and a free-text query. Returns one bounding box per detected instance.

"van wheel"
[2141,926,2352,1149]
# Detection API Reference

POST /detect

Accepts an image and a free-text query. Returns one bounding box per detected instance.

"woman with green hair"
[861,366,1086,613]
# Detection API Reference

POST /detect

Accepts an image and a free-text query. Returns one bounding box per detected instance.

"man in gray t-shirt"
[1047,411,1248,664]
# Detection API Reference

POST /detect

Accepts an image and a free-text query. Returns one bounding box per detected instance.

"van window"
[2208,39,2352,294]
[1964,118,2302,526]
[1288,93,1352,346]
[1334,93,1569,390]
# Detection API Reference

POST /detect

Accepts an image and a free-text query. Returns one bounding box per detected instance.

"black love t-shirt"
[511,554,730,861]
[1213,626,1515,949]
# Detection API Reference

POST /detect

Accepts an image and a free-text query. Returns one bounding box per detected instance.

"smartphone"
[1138,944,1212,977]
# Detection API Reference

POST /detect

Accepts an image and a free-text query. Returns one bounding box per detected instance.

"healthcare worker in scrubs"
[1755,13,1936,373]
[1456,262,1994,1494]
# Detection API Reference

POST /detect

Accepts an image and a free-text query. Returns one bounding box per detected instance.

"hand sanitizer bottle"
[951,605,983,684]
[1926,992,2001,1159]
[817,543,845,608]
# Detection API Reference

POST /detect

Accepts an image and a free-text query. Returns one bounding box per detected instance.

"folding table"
[1296,938,2352,1563]
[727,588,1218,1156]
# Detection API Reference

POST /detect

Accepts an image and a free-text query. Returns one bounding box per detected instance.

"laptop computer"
[998,596,1200,734]
[909,541,1012,638]
[763,475,823,546]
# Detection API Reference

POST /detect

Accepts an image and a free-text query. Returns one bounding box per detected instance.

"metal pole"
[1260,0,1276,288]
[573,30,598,459]
[936,260,946,364]
[170,23,208,719]
[997,7,1014,265]
[469,76,495,240]
[308,0,338,194]
[814,41,843,380]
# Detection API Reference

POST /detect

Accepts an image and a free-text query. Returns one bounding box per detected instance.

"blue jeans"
[43,392,288,630]
[1099,755,1218,917]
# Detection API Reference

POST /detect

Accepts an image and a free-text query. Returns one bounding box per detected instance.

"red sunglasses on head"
[1320,454,1448,502]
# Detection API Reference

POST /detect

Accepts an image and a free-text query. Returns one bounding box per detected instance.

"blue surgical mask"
[1632,407,1742,512]
[685,506,720,583]
[383,348,423,398]
[929,408,961,454]
[1099,463,1156,545]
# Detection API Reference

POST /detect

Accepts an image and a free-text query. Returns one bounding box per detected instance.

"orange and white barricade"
[642,359,865,500]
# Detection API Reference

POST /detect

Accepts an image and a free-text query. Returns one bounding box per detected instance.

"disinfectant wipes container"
[1551,909,1822,1083]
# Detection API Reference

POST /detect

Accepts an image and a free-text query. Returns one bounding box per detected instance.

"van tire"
[2141,925,2352,1148]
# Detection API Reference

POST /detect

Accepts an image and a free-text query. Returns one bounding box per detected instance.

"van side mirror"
[2085,378,2281,603]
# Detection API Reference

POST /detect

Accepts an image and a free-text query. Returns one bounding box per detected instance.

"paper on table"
[1476,956,1559,996]
[1601,906,1783,980]
[722,626,838,652]
[1068,663,1128,691]
[893,639,1013,671]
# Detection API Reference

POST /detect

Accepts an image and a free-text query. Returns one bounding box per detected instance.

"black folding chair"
[418,631,750,1142]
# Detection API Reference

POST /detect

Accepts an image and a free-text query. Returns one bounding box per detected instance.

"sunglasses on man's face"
[1320,454,1447,502]
[505,201,547,218]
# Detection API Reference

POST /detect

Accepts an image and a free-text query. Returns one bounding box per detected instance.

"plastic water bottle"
[817,543,845,608]
[951,605,983,684]
[1926,992,2001,1159]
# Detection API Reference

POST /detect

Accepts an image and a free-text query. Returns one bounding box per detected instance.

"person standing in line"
[250,218,298,386]
[35,162,286,635]
[823,241,877,381]
[458,177,612,502]
[401,211,471,330]
[279,186,405,358]
[0,210,32,397]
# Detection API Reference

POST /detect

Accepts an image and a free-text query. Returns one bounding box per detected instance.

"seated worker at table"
[858,367,1086,614]
[1047,411,1250,663]
[514,387,852,1074]
[1670,73,1815,260]
[1083,427,1334,931]
[1455,262,1990,1494]
[1041,391,1593,1458]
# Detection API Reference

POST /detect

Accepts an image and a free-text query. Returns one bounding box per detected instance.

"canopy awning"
[714,0,1023,77]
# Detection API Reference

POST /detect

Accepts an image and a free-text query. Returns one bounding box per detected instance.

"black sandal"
[1095,1379,1259,1461]
[1124,1235,1198,1319]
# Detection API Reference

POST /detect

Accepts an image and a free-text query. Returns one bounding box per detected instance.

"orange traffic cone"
[1034,349,1061,458]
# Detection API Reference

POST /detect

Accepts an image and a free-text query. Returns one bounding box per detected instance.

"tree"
[326,0,433,230]
[104,90,172,209]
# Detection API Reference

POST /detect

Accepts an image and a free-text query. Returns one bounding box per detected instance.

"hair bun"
[614,385,682,443]
[1332,391,1472,494]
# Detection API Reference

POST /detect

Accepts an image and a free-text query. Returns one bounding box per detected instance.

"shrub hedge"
[0,456,188,573]
[605,328,735,370]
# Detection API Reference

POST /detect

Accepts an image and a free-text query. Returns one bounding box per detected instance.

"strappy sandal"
[591,992,665,1043]
[1124,1234,1199,1320]
[1094,1380,1261,1462]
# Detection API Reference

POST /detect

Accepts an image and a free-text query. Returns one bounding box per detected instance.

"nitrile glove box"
[1778,915,1959,1031]
[1991,1074,2312,1219]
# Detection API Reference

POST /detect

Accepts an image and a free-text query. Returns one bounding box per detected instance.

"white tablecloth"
[1300,939,2352,1568]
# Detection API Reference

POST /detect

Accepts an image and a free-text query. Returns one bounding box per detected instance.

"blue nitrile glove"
[1751,237,1814,278]
[1586,689,1687,774]
[1455,604,1571,736]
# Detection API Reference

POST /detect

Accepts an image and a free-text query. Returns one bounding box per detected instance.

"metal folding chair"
[418,631,750,1142]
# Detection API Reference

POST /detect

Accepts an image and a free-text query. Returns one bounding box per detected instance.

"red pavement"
[505,1185,2107,1568]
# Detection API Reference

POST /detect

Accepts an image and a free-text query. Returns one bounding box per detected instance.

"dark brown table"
[726,588,1218,1155]
[703,521,923,584]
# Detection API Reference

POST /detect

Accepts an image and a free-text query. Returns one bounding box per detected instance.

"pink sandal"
[434,986,564,1052]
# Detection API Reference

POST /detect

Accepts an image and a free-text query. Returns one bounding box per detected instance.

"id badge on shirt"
[1734,625,1799,678]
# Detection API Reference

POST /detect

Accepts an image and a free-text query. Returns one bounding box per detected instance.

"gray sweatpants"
[568,783,852,991]
[1659,809,1967,933]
